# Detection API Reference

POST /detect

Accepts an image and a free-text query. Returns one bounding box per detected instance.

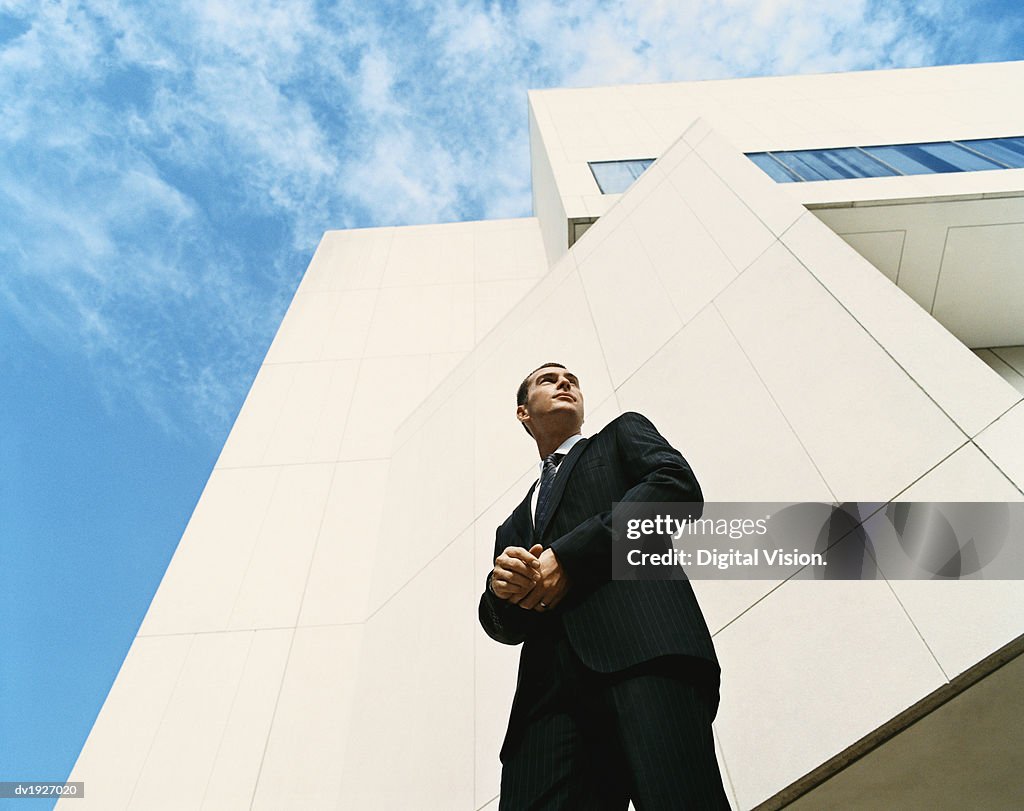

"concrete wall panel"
[252,625,363,810]
[140,467,280,636]
[714,580,946,810]
[60,635,192,810]
[338,531,475,810]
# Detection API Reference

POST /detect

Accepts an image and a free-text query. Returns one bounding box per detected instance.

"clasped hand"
[490,544,569,611]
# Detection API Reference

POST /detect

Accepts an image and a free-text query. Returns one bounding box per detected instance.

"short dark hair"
[517,362,567,435]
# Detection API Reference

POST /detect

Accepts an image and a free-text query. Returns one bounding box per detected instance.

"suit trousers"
[499,631,730,811]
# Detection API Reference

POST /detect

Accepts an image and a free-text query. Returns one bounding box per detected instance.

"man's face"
[518,366,584,436]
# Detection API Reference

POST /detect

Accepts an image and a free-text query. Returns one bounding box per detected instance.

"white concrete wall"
[814,197,1024,348]
[529,102,572,268]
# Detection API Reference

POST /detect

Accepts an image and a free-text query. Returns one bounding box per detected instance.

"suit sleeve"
[548,412,703,588]
[478,533,543,646]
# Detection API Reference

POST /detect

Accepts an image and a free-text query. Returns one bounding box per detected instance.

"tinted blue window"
[748,153,800,182]
[769,151,831,181]
[779,147,897,181]
[863,142,1004,174]
[748,136,1024,182]
[589,159,655,194]
[958,137,1024,169]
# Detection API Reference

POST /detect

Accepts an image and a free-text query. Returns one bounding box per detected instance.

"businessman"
[479,363,729,810]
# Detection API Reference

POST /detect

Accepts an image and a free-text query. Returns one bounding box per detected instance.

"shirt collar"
[536,432,585,475]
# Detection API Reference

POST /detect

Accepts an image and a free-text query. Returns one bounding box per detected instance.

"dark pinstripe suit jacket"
[479,412,719,758]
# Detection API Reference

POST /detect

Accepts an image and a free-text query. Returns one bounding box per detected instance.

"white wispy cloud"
[1,0,1021,441]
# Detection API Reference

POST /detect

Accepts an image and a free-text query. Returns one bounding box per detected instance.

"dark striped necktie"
[534,452,565,537]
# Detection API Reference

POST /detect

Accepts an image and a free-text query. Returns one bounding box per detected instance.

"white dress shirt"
[530,432,586,526]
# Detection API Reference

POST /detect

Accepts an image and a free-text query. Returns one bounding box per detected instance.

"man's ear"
[516,404,531,431]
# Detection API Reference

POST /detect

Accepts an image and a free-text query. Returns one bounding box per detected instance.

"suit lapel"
[536,437,590,542]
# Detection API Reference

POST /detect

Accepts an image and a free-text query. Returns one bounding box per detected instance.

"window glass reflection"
[958,137,1024,169]
[864,142,1004,174]
[589,159,655,194]
[780,148,897,181]
[748,136,1024,182]
[748,153,801,182]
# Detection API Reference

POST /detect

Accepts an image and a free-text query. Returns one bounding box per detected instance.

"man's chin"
[554,409,584,431]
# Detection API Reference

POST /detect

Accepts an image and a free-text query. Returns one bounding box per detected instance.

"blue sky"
[2,0,1023,802]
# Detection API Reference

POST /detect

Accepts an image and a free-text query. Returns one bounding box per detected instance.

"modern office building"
[62,61,1024,809]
